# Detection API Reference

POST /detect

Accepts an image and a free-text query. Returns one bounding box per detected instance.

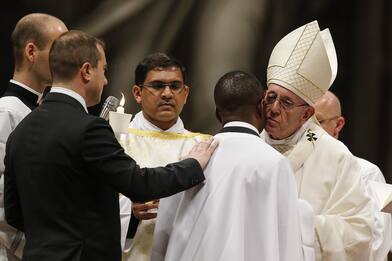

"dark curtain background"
[1,0,391,182]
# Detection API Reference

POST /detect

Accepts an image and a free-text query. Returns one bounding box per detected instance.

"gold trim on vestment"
[127,128,211,140]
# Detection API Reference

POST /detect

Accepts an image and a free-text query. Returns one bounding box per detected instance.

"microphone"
[99,96,120,120]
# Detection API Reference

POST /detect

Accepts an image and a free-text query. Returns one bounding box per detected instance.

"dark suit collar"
[43,92,87,114]
[2,81,39,110]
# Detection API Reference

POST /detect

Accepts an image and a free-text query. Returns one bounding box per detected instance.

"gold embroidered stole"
[121,129,210,261]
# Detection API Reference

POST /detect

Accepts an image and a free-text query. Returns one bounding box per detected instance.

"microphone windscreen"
[99,96,120,120]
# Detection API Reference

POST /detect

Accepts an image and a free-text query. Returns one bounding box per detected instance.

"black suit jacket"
[4,93,204,261]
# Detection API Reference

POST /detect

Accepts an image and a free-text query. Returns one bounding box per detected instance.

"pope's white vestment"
[118,112,209,261]
[262,119,374,261]
[152,121,304,261]
[357,157,392,261]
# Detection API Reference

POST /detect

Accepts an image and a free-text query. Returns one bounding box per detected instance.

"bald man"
[314,91,392,261]
[0,13,68,260]
[313,91,345,139]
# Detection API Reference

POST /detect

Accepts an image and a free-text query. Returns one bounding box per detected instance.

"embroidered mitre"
[267,20,338,105]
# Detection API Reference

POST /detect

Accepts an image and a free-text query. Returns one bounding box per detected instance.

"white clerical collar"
[224,121,260,134]
[50,87,88,113]
[10,79,42,96]
[263,119,311,146]
[130,111,186,133]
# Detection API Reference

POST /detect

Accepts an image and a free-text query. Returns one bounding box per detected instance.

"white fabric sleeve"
[314,154,374,261]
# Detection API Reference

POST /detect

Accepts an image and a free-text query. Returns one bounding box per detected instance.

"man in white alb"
[152,71,304,261]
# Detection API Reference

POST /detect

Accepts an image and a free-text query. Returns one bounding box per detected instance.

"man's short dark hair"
[214,71,264,113]
[49,30,105,82]
[11,13,61,70]
[134,52,186,85]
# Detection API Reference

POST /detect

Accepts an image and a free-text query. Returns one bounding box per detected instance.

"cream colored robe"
[261,119,374,261]
[357,157,391,261]
[119,112,210,261]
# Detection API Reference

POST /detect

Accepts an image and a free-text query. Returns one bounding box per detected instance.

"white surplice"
[261,119,374,261]
[152,121,304,261]
[0,97,28,261]
[119,112,210,261]
[0,80,40,260]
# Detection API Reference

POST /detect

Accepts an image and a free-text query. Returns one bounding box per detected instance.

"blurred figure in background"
[119,52,210,261]
[314,90,392,261]
[0,13,68,260]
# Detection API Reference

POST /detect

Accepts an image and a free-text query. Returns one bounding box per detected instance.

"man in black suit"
[4,30,217,261]
[0,13,68,260]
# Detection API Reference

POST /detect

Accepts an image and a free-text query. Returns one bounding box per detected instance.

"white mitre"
[267,20,338,105]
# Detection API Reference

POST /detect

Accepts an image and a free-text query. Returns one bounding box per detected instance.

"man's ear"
[215,108,222,123]
[257,92,265,118]
[303,106,315,121]
[334,116,345,137]
[182,85,190,104]
[80,62,92,83]
[256,100,263,118]
[132,85,142,104]
[24,42,37,64]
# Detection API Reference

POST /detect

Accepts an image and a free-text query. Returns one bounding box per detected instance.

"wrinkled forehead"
[267,83,305,103]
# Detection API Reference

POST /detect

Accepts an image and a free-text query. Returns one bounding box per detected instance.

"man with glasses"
[314,91,392,261]
[260,21,374,260]
[119,53,210,261]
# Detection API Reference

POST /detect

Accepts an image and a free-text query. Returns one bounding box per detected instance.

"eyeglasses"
[318,116,339,125]
[264,91,308,111]
[139,81,185,95]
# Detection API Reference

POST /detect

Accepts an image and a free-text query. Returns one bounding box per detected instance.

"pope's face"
[132,67,189,130]
[264,84,313,139]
